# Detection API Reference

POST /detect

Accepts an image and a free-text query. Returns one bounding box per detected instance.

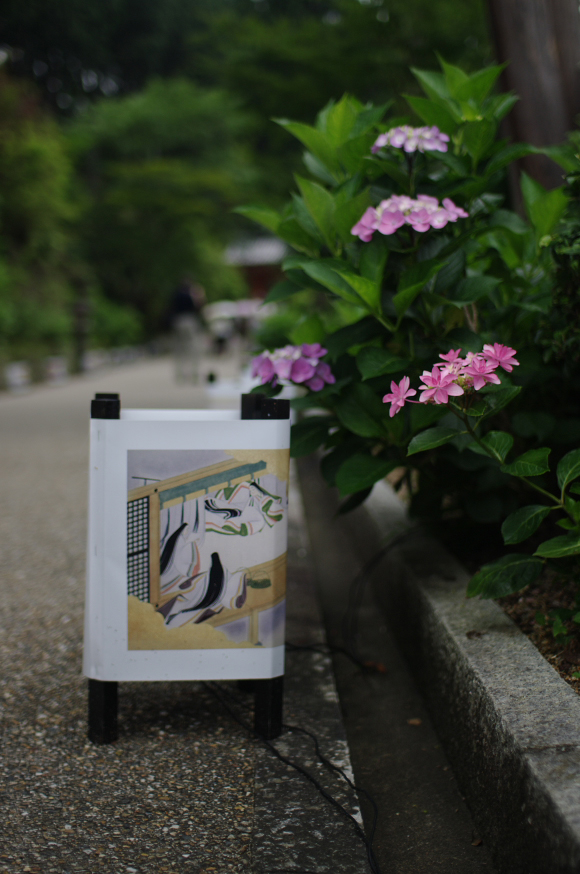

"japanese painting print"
[126,448,289,650]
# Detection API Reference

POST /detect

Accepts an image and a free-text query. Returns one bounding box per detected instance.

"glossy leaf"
[521,172,568,239]
[447,275,499,306]
[351,103,391,138]
[325,317,382,358]
[439,57,469,97]
[332,267,381,311]
[356,347,410,380]
[334,383,388,438]
[455,64,505,104]
[324,95,360,146]
[296,176,336,250]
[276,120,342,178]
[394,260,440,319]
[359,238,388,287]
[488,209,529,235]
[433,248,466,293]
[501,448,551,477]
[264,279,304,304]
[467,554,543,599]
[483,385,522,415]
[335,453,398,497]
[410,67,451,102]
[501,505,552,545]
[276,218,320,256]
[337,134,376,175]
[557,449,580,492]
[404,95,456,134]
[290,417,332,458]
[235,205,280,233]
[535,533,580,558]
[299,261,362,305]
[485,145,539,177]
[467,431,513,463]
[463,120,496,165]
[407,427,458,456]
[334,187,371,243]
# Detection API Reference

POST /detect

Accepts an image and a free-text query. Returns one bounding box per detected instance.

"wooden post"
[88,392,120,744]
[241,393,289,739]
[488,0,580,189]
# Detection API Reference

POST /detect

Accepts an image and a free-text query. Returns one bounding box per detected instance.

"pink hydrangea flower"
[351,207,379,242]
[383,376,417,417]
[419,367,465,404]
[482,343,520,373]
[382,342,518,412]
[351,195,468,241]
[442,198,469,221]
[462,356,502,391]
[438,348,463,365]
[251,345,335,392]
[371,125,449,154]
[251,353,275,384]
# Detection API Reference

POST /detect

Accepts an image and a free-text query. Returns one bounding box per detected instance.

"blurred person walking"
[170,277,205,383]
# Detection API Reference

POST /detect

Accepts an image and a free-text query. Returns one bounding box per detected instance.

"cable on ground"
[204,681,382,874]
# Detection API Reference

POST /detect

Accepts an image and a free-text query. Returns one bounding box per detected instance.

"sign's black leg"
[254,676,284,739]
[89,392,121,744]
[88,679,118,744]
[240,394,289,741]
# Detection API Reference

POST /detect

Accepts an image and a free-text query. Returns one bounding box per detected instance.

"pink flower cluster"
[382,344,519,418]
[372,125,450,154]
[351,195,468,241]
[252,343,336,392]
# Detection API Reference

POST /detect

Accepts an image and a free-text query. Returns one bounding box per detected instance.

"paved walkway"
[0,353,367,874]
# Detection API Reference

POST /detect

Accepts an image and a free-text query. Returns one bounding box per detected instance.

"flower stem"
[456,409,562,507]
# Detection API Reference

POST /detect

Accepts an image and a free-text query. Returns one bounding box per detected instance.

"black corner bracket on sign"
[91,392,121,420]
[241,393,290,421]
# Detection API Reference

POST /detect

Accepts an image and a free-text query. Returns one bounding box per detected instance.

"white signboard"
[84,409,290,682]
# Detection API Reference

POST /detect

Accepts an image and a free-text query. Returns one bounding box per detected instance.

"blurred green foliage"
[67,78,252,332]
[0,73,77,361]
[0,0,492,365]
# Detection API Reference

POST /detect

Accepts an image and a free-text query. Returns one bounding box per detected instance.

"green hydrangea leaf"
[467,554,543,598]
[501,447,551,477]
[407,427,458,456]
[501,505,552,545]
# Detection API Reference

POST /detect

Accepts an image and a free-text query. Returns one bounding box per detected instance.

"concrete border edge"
[360,481,580,874]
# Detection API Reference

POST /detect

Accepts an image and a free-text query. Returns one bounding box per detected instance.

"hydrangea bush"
[239,58,580,599]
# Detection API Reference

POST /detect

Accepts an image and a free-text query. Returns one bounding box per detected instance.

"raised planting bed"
[353,480,580,874]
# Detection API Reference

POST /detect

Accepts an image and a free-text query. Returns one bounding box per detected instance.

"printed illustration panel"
[126,448,289,650]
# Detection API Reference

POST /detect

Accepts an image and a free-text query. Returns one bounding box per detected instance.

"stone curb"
[360,481,580,874]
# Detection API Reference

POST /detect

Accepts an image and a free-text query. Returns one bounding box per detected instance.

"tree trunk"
[488,0,580,189]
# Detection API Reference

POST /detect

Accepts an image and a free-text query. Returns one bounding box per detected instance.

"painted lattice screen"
[127,496,150,601]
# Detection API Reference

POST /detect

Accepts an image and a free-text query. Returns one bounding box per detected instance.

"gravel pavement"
[0,353,367,874]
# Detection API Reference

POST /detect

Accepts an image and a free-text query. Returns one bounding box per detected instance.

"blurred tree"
[0,0,215,112]
[0,72,77,358]
[67,78,252,333]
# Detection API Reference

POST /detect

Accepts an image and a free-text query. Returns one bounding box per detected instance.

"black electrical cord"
[203,681,382,874]
[283,721,379,856]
